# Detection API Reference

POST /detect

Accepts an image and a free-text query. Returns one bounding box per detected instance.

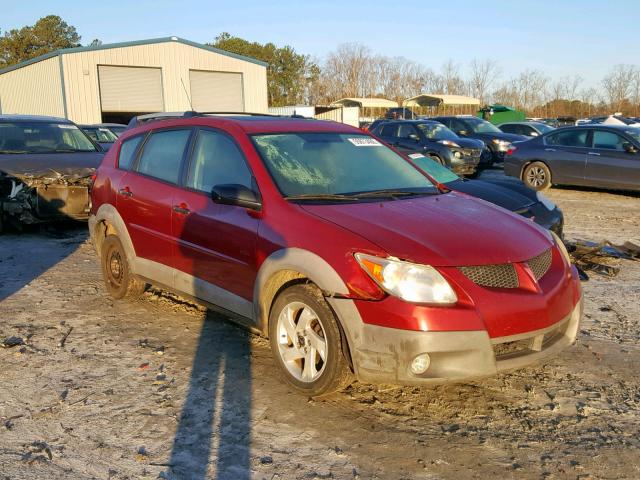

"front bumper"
[328,294,582,386]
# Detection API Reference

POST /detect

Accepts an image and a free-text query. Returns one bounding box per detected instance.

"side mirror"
[408,133,420,142]
[211,184,262,211]
[457,130,468,136]
[530,131,539,137]
[623,142,638,154]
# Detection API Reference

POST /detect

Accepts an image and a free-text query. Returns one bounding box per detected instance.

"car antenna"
[181,78,194,111]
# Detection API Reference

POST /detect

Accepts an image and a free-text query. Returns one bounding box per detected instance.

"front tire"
[523,161,552,191]
[101,235,145,300]
[269,284,352,396]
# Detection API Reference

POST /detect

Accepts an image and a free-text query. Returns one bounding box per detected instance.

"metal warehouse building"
[0,36,268,124]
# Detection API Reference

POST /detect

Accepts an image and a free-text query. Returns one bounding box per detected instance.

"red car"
[89,113,583,396]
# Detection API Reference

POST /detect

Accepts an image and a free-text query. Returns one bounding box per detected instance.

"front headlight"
[491,139,512,151]
[438,139,460,148]
[536,191,556,211]
[550,231,571,265]
[355,253,457,304]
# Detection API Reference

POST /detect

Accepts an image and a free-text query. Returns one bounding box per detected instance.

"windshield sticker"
[408,153,426,159]
[347,137,382,147]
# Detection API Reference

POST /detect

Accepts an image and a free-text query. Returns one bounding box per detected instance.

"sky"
[1,0,637,89]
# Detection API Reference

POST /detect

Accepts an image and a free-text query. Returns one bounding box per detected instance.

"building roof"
[0,114,72,123]
[0,36,268,76]
[404,94,480,107]
[330,98,398,108]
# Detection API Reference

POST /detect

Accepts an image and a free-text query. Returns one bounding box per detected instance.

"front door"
[584,129,640,190]
[542,128,589,185]
[171,128,260,316]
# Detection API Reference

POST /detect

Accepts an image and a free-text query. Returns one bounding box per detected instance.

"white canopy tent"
[403,94,480,107]
[330,97,398,108]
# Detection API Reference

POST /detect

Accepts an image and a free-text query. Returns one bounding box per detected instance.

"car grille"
[458,263,519,288]
[458,248,553,289]
[527,248,553,280]
[462,148,482,158]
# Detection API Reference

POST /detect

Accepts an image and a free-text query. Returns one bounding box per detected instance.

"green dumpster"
[477,104,525,125]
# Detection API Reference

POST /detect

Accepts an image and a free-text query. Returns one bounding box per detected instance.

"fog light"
[410,353,431,375]
[454,151,462,158]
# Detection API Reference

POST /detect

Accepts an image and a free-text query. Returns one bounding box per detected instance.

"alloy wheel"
[526,166,546,187]
[276,301,327,383]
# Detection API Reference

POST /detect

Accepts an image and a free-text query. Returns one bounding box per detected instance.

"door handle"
[172,203,191,215]
[544,148,556,152]
[118,187,133,197]
[587,151,601,156]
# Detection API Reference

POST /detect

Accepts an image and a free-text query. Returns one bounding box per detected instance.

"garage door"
[189,70,244,112]
[98,66,163,112]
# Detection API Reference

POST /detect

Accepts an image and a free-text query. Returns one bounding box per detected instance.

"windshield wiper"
[285,193,358,202]
[352,189,435,199]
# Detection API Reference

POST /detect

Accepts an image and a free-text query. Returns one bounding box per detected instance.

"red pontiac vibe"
[89,113,583,396]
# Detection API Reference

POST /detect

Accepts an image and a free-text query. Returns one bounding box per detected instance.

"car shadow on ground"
[552,184,640,198]
[0,222,87,303]
[165,309,252,480]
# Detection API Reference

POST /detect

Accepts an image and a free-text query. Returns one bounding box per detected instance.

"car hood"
[0,151,103,185]
[301,192,552,266]
[455,137,485,149]
[471,132,528,143]
[445,178,536,211]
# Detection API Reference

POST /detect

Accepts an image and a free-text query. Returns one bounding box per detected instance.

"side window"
[592,131,625,150]
[397,124,418,139]
[545,129,588,148]
[500,124,515,134]
[450,119,467,133]
[136,129,191,183]
[186,129,253,193]
[521,125,535,136]
[118,135,144,170]
[380,124,397,137]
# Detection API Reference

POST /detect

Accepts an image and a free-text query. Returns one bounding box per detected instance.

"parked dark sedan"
[80,123,127,150]
[499,121,555,138]
[504,125,640,192]
[406,153,563,235]
[430,115,528,166]
[370,119,483,175]
[0,115,103,232]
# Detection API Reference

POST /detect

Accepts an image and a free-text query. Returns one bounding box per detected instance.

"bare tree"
[579,87,599,117]
[468,59,500,105]
[602,64,637,113]
[440,59,466,95]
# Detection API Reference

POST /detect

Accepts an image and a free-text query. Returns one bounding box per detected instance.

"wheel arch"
[520,159,553,182]
[89,203,136,264]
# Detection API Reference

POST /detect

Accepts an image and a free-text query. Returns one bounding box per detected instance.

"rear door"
[115,128,193,273]
[171,127,260,314]
[542,128,589,185]
[584,129,640,189]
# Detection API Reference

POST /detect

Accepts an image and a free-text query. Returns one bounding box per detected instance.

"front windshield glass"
[408,154,460,183]
[0,122,97,153]
[416,122,459,140]
[624,128,640,142]
[465,117,502,134]
[252,133,438,199]
[532,122,554,133]
[85,127,118,143]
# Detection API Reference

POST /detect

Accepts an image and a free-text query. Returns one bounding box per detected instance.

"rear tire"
[523,161,552,191]
[101,235,145,300]
[269,284,352,396]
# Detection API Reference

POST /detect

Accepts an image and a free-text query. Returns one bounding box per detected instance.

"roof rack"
[126,110,308,129]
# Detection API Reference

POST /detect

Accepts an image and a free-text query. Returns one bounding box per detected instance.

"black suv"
[371,119,483,175]
[431,116,528,166]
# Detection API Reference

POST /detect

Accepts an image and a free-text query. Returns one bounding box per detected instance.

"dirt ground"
[1,173,639,480]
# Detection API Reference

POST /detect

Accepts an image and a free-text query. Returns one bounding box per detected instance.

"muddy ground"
[0,173,639,480]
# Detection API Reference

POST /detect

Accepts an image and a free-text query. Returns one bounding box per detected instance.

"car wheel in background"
[428,154,445,166]
[523,161,552,191]
[480,148,494,167]
[101,235,146,299]
[269,284,352,396]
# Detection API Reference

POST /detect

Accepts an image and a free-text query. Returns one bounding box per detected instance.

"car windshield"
[252,133,438,200]
[464,117,502,134]
[108,126,126,136]
[0,122,98,153]
[624,128,640,143]
[416,123,459,140]
[531,122,554,133]
[407,154,460,184]
[85,127,118,143]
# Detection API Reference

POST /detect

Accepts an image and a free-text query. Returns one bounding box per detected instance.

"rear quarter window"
[117,135,144,170]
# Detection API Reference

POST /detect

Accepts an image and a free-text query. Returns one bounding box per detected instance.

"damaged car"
[0,115,103,232]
